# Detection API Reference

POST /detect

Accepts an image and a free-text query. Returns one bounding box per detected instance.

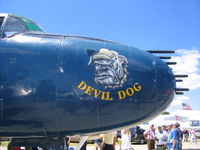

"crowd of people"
[93,122,198,150]
[142,122,197,150]
[143,123,181,150]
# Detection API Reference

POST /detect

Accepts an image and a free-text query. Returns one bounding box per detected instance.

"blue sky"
[1,0,200,112]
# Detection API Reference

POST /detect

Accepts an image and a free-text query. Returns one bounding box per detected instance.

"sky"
[1,0,200,112]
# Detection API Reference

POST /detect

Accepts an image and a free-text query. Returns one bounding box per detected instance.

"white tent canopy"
[146,109,200,129]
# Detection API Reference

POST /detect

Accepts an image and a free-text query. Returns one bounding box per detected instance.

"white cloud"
[176,73,200,90]
[168,49,200,110]
[171,95,190,106]
[171,49,200,90]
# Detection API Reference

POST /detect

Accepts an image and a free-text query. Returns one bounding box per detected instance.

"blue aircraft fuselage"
[0,32,176,138]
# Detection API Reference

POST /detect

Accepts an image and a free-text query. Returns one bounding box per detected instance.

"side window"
[0,17,5,38]
[0,17,4,26]
[4,17,26,37]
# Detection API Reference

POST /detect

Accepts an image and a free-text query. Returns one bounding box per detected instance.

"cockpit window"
[4,17,27,32]
[0,17,4,27]
[15,16,43,31]
[2,15,43,37]
[0,17,5,38]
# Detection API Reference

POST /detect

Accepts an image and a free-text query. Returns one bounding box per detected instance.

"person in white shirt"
[120,129,134,150]
[155,126,168,150]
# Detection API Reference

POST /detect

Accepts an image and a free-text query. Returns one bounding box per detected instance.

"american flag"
[182,103,192,110]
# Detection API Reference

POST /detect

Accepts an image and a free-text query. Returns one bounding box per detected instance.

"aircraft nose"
[93,51,177,131]
[155,57,176,110]
[53,42,178,134]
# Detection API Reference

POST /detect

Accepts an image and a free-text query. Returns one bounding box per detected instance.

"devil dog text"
[77,81,142,100]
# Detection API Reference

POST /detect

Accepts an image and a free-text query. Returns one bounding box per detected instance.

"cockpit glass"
[16,16,43,31]
[3,15,43,37]
[0,17,4,27]
[4,17,27,32]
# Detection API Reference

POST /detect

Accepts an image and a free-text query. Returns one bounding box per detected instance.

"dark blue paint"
[0,22,176,139]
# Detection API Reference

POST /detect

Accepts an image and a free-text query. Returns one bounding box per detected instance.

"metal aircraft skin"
[0,14,177,139]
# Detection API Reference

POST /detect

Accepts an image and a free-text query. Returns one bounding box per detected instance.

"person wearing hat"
[144,124,156,150]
